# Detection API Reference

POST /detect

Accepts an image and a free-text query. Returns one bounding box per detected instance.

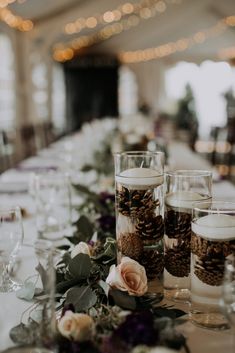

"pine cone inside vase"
[116,186,158,218]
[136,215,164,242]
[140,247,164,280]
[194,255,225,286]
[165,209,191,240]
[192,232,235,258]
[164,246,190,277]
[117,231,143,260]
[116,186,131,217]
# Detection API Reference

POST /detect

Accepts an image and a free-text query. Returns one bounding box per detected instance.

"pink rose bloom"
[58,311,94,341]
[106,256,148,296]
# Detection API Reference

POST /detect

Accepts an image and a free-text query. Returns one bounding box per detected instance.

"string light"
[53,0,183,62]
[118,17,232,63]
[0,0,16,8]
[0,7,33,31]
[218,46,235,60]
[63,0,178,36]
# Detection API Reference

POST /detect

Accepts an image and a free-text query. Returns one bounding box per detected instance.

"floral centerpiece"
[10,191,188,353]
[9,123,185,353]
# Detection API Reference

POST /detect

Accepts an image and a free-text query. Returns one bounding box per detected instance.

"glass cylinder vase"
[164,170,212,302]
[190,201,235,329]
[114,151,165,299]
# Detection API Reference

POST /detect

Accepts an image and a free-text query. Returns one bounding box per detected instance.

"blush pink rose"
[58,311,94,341]
[106,256,148,296]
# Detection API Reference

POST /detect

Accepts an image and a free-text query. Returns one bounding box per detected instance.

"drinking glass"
[114,151,165,300]
[14,240,57,351]
[35,172,72,240]
[0,206,23,292]
[190,201,235,329]
[164,170,212,302]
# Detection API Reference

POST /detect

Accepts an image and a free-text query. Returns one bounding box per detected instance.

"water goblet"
[34,171,72,240]
[0,206,24,292]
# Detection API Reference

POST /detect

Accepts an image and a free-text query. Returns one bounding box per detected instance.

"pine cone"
[117,232,143,260]
[116,186,158,218]
[116,187,131,217]
[165,246,190,277]
[194,256,225,286]
[192,232,235,258]
[165,209,191,240]
[136,215,164,242]
[140,248,164,280]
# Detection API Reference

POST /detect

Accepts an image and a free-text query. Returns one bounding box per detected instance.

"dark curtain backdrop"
[64,55,119,132]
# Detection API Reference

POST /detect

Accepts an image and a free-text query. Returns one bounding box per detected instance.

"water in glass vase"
[115,168,164,302]
[190,213,235,329]
[164,191,212,302]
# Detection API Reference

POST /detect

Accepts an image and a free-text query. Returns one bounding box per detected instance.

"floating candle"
[165,191,208,209]
[192,214,235,240]
[115,167,163,190]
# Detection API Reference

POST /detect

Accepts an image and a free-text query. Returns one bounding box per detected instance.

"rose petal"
[106,264,127,291]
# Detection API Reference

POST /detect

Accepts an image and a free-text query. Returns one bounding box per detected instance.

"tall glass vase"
[114,151,165,300]
[190,201,235,329]
[164,170,212,302]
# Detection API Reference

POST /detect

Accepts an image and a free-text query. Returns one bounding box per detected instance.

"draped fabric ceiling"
[6,0,235,113]
[9,0,235,61]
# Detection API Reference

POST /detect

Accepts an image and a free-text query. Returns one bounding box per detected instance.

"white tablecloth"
[0,139,234,352]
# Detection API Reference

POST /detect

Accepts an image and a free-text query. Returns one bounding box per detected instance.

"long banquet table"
[0,135,234,353]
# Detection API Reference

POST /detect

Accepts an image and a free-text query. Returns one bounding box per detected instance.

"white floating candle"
[165,191,208,209]
[192,214,235,241]
[115,167,163,190]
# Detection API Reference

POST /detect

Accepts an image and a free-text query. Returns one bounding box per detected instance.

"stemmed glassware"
[0,206,24,292]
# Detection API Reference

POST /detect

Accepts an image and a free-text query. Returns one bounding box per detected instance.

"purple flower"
[102,311,157,353]
[97,215,115,232]
[99,192,115,206]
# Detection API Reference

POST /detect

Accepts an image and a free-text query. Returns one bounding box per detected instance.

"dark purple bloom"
[97,215,115,232]
[102,311,158,353]
[99,192,115,206]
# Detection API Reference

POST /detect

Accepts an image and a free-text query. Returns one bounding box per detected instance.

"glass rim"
[113,151,165,157]
[192,200,235,214]
[165,169,212,178]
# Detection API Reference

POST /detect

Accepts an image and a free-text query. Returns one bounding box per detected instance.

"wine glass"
[0,206,24,292]
[221,254,235,347]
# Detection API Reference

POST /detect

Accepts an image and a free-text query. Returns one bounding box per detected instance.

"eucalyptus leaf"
[68,253,91,279]
[16,280,36,301]
[73,215,94,242]
[72,183,97,197]
[65,286,97,312]
[109,289,136,310]
[61,251,71,266]
[56,244,71,251]
[35,262,47,290]
[56,278,84,293]
[93,237,116,264]
[9,323,35,345]
[81,165,94,172]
